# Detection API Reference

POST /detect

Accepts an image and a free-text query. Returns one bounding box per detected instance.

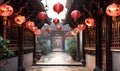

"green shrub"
[41,43,51,55]
[66,37,77,60]
[0,35,14,65]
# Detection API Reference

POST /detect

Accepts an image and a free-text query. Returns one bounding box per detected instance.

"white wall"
[23,53,33,71]
[86,54,95,71]
[112,51,120,71]
[0,57,18,71]
[0,52,33,71]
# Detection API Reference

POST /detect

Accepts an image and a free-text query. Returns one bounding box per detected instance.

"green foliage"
[41,43,51,55]
[66,37,77,55]
[36,41,51,55]
[0,36,14,60]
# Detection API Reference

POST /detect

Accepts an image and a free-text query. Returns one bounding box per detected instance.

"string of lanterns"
[66,9,96,36]
[68,2,120,37]
[0,2,120,36]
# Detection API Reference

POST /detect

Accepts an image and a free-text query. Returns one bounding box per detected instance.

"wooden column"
[94,16,102,71]
[76,33,80,61]
[79,31,86,66]
[18,25,25,71]
[33,34,36,64]
[62,36,65,51]
[0,17,3,35]
[82,31,86,66]
[3,17,7,39]
[106,15,112,71]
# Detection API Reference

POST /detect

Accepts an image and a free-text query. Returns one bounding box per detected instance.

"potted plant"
[66,37,77,60]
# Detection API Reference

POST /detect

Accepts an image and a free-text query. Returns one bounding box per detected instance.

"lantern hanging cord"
[45,0,48,6]
[4,0,11,4]
[113,0,119,3]
[16,2,28,15]
[83,5,93,18]
[26,11,35,20]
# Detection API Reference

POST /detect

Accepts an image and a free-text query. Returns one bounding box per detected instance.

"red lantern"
[32,26,38,32]
[85,18,95,27]
[70,31,76,36]
[14,15,26,25]
[34,29,41,36]
[0,4,13,16]
[53,2,64,14]
[53,18,59,25]
[106,3,120,17]
[73,28,80,34]
[71,10,81,19]
[25,21,35,29]
[56,26,62,31]
[65,32,73,37]
[77,24,86,31]
[38,12,47,20]
[46,28,51,33]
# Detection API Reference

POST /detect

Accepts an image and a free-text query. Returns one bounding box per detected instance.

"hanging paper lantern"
[70,31,76,36]
[38,12,47,20]
[32,26,38,32]
[73,28,80,35]
[56,26,62,31]
[53,18,59,25]
[106,3,120,17]
[67,32,74,37]
[53,2,64,14]
[71,10,81,19]
[14,15,26,25]
[85,18,95,27]
[34,29,41,36]
[77,24,86,31]
[0,4,13,16]
[46,28,51,33]
[25,21,35,29]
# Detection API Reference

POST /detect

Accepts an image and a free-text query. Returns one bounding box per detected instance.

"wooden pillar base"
[94,66,102,71]
[81,58,86,67]
[33,58,37,64]
[18,66,25,71]
[76,57,80,61]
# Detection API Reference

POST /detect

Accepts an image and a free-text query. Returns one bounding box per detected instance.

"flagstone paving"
[28,50,90,71]
[36,52,82,65]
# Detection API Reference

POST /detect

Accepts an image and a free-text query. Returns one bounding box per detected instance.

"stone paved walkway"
[29,66,90,71]
[36,52,82,65]
[28,50,90,71]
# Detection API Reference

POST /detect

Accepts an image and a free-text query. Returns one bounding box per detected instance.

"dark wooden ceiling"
[1,0,120,29]
[64,0,120,29]
[1,0,51,29]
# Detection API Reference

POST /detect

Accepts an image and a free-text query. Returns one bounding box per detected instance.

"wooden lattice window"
[23,28,34,49]
[6,18,19,51]
[111,17,120,49]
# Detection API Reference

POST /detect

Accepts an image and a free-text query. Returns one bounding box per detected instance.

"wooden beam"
[94,15,102,71]
[18,25,25,71]
[105,15,112,71]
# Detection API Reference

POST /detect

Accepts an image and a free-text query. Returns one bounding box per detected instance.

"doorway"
[52,34,63,51]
